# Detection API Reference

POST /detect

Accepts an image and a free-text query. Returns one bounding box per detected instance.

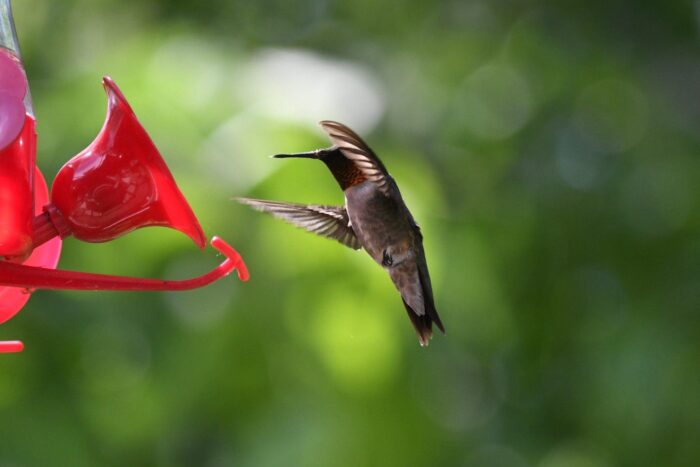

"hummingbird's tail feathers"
[235,197,362,250]
[401,292,444,347]
[390,260,444,346]
[419,270,445,336]
[417,251,445,335]
[402,298,434,347]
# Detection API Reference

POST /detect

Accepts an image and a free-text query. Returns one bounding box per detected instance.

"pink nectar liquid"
[0,47,35,259]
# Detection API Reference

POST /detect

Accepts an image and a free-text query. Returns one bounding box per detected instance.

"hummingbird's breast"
[345,181,413,265]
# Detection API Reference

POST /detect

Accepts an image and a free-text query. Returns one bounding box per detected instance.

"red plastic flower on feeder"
[32,76,210,249]
[0,0,248,353]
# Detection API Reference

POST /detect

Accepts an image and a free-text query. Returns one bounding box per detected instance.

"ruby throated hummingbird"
[237,121,445,346]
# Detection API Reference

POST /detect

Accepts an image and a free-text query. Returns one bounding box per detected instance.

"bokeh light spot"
[312,286,400,395]
[149,35,228,111]
[555,126,609,191]
[618,159,695,236]
[457,62,534,140]
[539,444,611,467]
[240,48,385,134]
[573,80,649,153]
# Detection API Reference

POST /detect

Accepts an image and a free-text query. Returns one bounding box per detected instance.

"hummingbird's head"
[272,146,361,190]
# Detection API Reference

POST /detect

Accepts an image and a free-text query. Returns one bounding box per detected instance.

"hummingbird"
[237,121,444,346]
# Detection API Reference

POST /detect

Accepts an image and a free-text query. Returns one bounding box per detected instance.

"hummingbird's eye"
[382,250,393,267]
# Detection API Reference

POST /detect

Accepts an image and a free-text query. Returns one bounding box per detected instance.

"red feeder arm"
[0,0,248,353]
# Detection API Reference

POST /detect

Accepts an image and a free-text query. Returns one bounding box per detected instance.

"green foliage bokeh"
[2,0,700,466]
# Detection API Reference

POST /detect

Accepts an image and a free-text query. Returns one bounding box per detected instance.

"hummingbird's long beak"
[272,148,334,160]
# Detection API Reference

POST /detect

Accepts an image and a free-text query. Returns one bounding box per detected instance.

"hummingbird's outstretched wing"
[320,120,393,196]
[236,198,362,250]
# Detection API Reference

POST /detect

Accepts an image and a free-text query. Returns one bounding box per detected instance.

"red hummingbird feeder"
[0,0,248,353]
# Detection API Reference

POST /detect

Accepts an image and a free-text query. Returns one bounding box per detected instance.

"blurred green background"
[2,0,700,465]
